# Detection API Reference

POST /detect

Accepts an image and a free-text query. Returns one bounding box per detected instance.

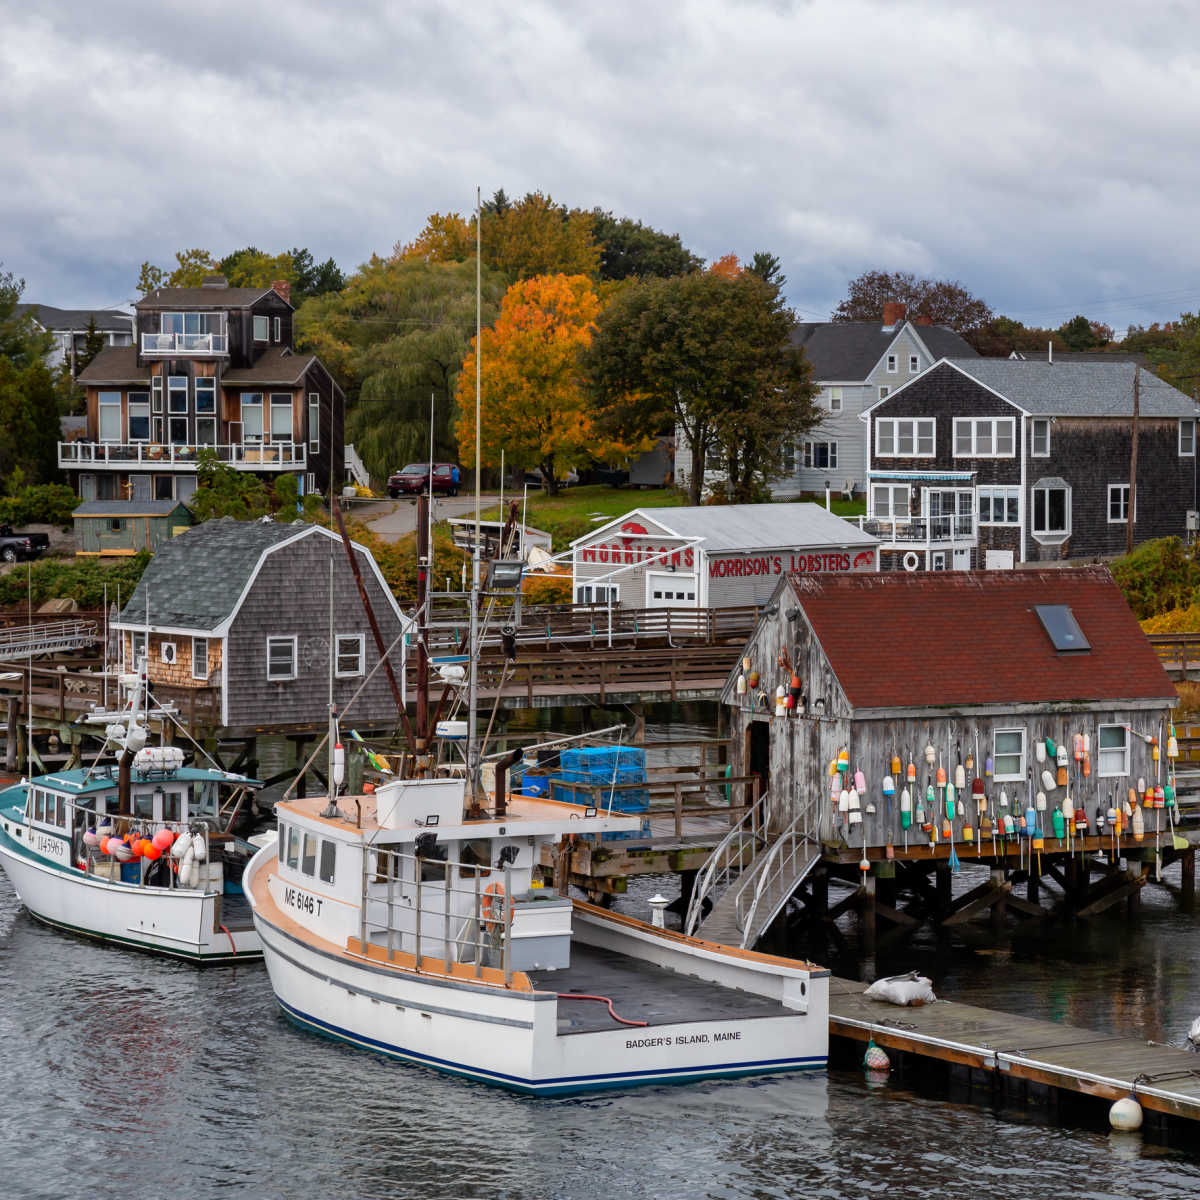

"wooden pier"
[829,975,1200,1126]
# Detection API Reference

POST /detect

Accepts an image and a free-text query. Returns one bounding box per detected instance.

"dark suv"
[387,462,459,498]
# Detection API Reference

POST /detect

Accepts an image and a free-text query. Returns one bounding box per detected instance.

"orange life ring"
[482,881,509,931]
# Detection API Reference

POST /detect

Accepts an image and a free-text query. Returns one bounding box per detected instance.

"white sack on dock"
[1188,1017,1200,1050]
[864,972,936,1007]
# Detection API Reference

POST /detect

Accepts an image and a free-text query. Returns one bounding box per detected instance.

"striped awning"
[867,470,976,482]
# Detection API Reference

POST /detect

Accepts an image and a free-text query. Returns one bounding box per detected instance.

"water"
[5,712,1200,1198]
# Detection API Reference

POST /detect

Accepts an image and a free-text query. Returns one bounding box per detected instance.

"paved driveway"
[355,496,501,542]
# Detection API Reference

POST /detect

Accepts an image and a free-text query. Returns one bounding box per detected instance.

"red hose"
[556,992,648,1027]
[219,923,237,956]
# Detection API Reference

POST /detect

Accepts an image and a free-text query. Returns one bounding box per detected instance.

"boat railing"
[359,845,518,987]
[81,816,212,889]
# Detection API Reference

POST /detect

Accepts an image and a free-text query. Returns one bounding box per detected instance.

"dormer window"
[253,315,270,342]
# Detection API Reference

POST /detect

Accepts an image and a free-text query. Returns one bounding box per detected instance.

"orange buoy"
[152,830,174,852]
[142,843,162,861]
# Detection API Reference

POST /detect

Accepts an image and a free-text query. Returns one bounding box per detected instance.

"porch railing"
[857,513,976,545]
[141,332,228,355]
[59,441,306,470]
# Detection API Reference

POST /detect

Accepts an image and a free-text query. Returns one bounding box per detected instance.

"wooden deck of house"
[828,974,1200,1124]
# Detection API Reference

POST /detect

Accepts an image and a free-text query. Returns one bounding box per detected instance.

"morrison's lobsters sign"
[578,523,874,577]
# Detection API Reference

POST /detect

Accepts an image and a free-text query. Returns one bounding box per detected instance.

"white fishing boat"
[0,668,262,963]
[244,767,828,1094]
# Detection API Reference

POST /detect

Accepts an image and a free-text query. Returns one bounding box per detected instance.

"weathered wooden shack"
[723,567,1178,864]
[114,517,409,735]
[73,499,193,555]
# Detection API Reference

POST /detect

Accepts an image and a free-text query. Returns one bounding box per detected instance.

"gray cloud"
[4,0,1200,331]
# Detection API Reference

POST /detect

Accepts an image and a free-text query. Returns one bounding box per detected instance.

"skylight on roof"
[1034,604,1090,653]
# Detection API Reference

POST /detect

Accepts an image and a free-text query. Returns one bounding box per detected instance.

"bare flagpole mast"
[467,186,483,805]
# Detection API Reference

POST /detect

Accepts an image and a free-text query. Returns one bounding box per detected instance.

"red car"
[387,462,459,498]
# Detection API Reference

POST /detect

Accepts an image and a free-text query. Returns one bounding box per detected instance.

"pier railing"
[683,790,770,937]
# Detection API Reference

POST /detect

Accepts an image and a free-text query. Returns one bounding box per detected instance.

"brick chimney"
[271,279,292,304]
[882,301,906,327]
[915,314,933,326]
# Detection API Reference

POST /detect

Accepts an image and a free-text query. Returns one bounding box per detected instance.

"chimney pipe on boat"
[494,748,522,819]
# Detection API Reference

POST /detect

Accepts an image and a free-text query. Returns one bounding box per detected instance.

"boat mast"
[466,185,482,807]
[322,554,340,817]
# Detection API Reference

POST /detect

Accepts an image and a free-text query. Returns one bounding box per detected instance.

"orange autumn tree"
[455,274,636,493]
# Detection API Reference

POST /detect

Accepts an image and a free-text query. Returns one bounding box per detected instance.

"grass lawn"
[482,485,866,548]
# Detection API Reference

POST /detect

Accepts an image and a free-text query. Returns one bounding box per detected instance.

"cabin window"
[1098,725,1129,776]
[308,393,320,452]
[266,636,297,681]
[1107,484,1132,524]
[953,418,1015,458]
[192,637,209,681]
[269,394,292,442]
[162,790,182,823]
[98,391,122,442]
[241,393,264,443]
[128,392,150,442]
[318,839,336,884]
[876,418,934,458]
[32,789,43,822]
[285,825,300,870]
[1181,420,1196,457]
[301,832,318,876]
[133,792,155,820]
[335,634,365,678]
[993,729,1026,781]
[277,823,287,862]
[253,315,269,342]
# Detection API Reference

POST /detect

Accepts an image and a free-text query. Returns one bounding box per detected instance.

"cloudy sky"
[4,0,1200,332]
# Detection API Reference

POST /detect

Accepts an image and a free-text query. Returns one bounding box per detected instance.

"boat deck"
[529,942,792,1034]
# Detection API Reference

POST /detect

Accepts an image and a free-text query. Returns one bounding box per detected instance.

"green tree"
[587,271,819,504]
[22,360,63,483]
[294,256,508,484]
[1149,312,1200,394]
[136,261,165,296]
[746,251,785,291]
[75,316,105,376]
[588,210,703,280]
[834,269,992,336]
[0,267,51,365]
[1057,314,1111,351]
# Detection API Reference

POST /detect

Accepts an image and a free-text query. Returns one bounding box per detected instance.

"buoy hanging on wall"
[1109,1093,1143,1131]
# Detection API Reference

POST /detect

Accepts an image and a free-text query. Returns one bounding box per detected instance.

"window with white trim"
[241,393,263,442]
[305,472,316,493]
[576,584,619,604]
[1032,483,1070,536]
[953,417,1015,457]
[781,441,795,473]
[993,729,1026,781]
[802,441,838,469]
[192,637,209,681]
[266,636,297,681]
[128,391,150,441]
[1031,418,1050,457]
[878,385,889,400]
[269,393,292,442]
[195,377,216,445]
[273,316,281,343]
[977,486,1020,525]
[308,393,320,452]
[886,354,897,373]
[285,825,300,869]
[167,375,188,443]
[876,418,935,458]
[98,391,121,442]
[253,315,269,342]
[1108,483,1132,523]
[871,484,909,519]
[335,633,364,677]
[828,387,842,413]
[909,354,919,373]
[1181,419,1196,456]
[1097,724,1129,777]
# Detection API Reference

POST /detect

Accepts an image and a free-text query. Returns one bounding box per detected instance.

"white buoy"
[1109,1093,1143,1131]
[647,894,669,929]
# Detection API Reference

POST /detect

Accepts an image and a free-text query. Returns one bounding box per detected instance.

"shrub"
[1112,537,1200,619]
[523,573,572,605]
[0,551,150,608]
[0,483,79,528]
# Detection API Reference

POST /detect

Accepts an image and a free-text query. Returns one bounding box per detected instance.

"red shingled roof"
[789,567,1174,710]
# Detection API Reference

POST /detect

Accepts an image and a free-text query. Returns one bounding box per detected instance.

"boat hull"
[248,850,826,1094]
[0,823,260,963]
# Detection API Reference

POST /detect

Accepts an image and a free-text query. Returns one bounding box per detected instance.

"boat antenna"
[26,562,32,775]
[321,552,341,818]
[466,184,483,809]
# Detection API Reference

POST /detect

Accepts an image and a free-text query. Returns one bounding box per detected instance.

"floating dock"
[829,975,1200,1125]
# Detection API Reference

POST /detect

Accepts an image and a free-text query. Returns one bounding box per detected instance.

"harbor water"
[3,712,1200,1197]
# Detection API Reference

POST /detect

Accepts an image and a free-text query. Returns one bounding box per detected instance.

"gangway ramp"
[0,619,98,659]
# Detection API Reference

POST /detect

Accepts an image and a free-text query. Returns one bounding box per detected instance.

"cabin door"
[746,720,770,798]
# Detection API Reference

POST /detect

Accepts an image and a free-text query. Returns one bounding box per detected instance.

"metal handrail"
[733,812,818,949]
[683,791,769,936]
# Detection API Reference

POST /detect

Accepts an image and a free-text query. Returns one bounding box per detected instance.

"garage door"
[646,571,698,607]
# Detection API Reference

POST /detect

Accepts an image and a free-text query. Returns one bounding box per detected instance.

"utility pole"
[1126,365,1140,556]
